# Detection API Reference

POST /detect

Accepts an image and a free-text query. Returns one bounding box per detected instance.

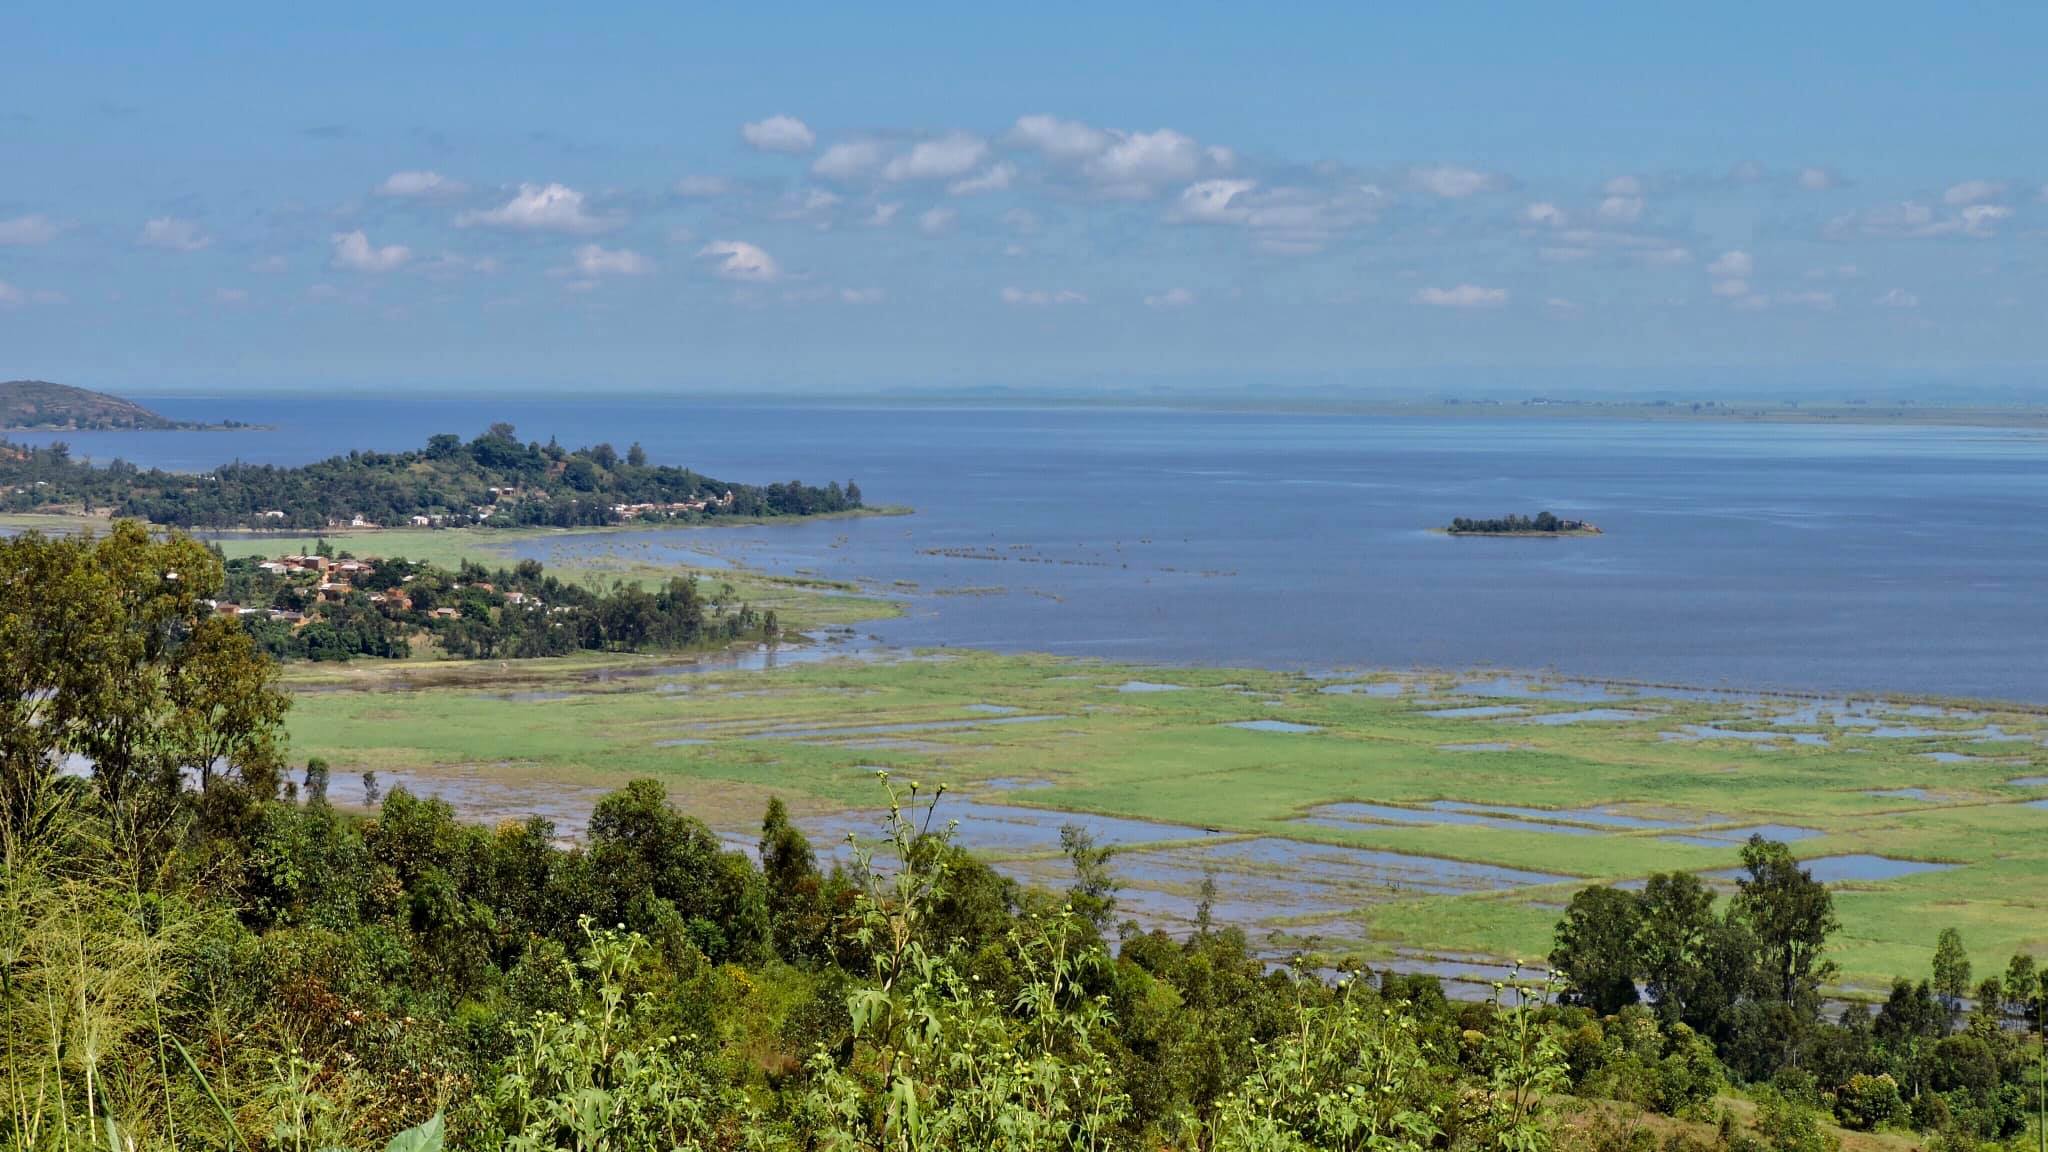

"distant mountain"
[0,380,244,430]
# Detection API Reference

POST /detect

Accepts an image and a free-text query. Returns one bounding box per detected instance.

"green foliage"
[1932,928,1972,1018]
[1833,1072,1905,1131]
[0,427,862,527]
[1550,885,1641,1014]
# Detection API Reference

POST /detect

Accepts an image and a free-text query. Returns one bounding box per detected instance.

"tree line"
[1447,512,1593,534]
[0,422,863,528]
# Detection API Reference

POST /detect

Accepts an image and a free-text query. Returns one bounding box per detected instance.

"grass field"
[278,648,2048,995]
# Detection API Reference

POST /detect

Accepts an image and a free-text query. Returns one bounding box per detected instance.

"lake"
[17,394,2048,701]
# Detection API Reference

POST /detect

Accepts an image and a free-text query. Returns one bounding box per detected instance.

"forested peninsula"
[0,422,864,528]
[0,378,249,430]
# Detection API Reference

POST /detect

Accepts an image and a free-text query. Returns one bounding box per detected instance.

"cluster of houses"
[609,490,735,519]
[208,554,384,624]
[258,484,738,532]
[207,552,554,628]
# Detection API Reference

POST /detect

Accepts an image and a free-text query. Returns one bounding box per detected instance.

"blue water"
[18,393,2048,700]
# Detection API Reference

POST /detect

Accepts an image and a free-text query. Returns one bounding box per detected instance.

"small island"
[1444,511,1601,537]
[0,379,249,431]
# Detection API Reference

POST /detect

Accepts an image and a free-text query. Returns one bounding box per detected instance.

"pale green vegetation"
[280,650,2048,993]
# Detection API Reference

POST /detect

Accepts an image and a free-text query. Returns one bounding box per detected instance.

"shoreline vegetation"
[1445,511,1602,537]
[0,422,869,529]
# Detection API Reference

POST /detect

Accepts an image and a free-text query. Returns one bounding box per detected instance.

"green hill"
[0,379,242,430]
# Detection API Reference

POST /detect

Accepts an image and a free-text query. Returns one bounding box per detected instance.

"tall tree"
[1932,927,1972,1023]
[1549,885,1641,1013]
[1731,836,1839,1005]
[1634,871,1720,1025]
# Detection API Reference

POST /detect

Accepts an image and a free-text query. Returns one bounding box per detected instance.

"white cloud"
[1144,287,1196,309]
[1546,296,1581,312]
[812,139,886,180]
[776,188,841,226]
[1711,278,1751,298]
[1176,179,1257,223]
[0,214,59,246]
[249,255,289,273]
[0,281,23,308]
[1874,288,1919,308]
[1086,129,1203,197]
[839,287,884,304]
[1009,114,1110,161]
[1523,202,1565,227]
[697,240,779,281]
[377,170,467,199]
[1001,286,1086,306]
[1828,199,2011,239]
[674,175,730,198]
[1539,246,1592,263]
[884,133,988,182]
[1009,115,1225,198]
[1944,180,2005,206]
[457,183,612,233]
[1604,175,1643,197]
[1798,167,1839,191]
[138,216,212,251]
[573,244,649,276]
[948,162,1015,196]
[1411,165,1499,199]
[1597,195,1644,223]
[741,114,815,153]
[1708,250,1754,281]
[330,230,412,272]
[918,206,957,234]
[865,202,902,227]
[215,287,249,304]
[1417,284,1507,308]
[1959,203,2012,235]
[1641,247,1692,265]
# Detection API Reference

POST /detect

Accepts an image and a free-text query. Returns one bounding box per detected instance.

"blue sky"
[4,2,2047,393]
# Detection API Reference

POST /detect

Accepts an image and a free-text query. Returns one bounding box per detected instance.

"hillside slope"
[0,379,239,430]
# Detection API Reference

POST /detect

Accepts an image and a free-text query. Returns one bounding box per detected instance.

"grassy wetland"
[280,644,2048,997]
